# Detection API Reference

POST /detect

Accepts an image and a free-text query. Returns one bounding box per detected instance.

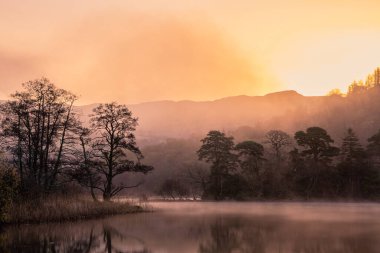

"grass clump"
[7,195,143,224]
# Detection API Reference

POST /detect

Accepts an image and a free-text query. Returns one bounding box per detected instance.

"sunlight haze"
[1,0,380,103]
[2,2,380,249]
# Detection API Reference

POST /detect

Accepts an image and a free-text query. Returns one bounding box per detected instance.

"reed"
[7,195,143,224]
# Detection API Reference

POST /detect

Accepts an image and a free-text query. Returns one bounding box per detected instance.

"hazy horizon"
[2,0,380,104]
[0,86,364,106]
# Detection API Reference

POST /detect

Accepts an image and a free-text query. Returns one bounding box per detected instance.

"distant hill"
[76,87,380,144]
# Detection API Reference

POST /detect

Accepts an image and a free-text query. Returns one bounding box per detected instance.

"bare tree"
[264,130,292,161]
[68,126,101,201]
[0,78,78,193]
[84,103,153,201]
[183,163,210,199]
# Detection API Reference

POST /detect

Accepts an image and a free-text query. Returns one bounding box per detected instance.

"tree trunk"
[103,186,112,201]
[90,186,98,202]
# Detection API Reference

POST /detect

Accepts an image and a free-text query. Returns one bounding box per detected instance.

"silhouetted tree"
[235,141,265,197]
[341,128,365,162]
[337,128,371,198]
[366,129,380,192]
[367,129,380,159]
[294,127,340,164]
[197,131,237,200]
[84,103,153,201]
[293,127,340,198]
[262,130,292,198]
[68,126,101,201]
[264,130,292,161]
[0,78,78,193]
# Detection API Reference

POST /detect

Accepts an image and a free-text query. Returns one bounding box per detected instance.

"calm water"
[1,202,380,253]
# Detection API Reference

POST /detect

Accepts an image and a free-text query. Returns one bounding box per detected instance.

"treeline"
[0,78,153,222]
[328,67,380,96]
[159,127,380,200]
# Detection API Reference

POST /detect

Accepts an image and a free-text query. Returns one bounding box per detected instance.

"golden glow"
[1,0,380,103]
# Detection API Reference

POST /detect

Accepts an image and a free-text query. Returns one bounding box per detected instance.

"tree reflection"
[198,218,266,253]
[198,217,380,253]
[0,225,151,253]
[102,226,151,253]
[2,209,380,253]
[199,219,240,253]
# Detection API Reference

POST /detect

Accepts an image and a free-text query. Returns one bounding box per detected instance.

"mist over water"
[2,202,380,252]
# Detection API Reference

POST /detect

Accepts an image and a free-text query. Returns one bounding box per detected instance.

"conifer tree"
[341,128,365,162]
[197,131,237,200]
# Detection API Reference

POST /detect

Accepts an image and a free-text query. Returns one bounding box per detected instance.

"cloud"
[0,11,276,104]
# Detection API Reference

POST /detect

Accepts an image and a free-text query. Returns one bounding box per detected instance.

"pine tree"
[197,131,238,200]
[341,128,365,162]
[368,129,380,157]
[338,128,380,199]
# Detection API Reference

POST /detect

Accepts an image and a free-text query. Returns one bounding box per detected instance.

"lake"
[1,202,380,252]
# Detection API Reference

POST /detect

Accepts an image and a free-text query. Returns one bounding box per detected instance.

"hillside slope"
[77,88,380,144]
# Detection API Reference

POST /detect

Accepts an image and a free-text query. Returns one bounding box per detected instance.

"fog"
[2,202,380,252]
[151,201,380,222]
[95,87,380,143]
[96,87,380,195]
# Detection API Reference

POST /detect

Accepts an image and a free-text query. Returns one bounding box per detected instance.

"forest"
[166,127,380,200]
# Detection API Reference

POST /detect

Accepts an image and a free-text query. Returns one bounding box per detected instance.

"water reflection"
[1,202,380,253]
[1,224,150,253]
[198,216,380,253]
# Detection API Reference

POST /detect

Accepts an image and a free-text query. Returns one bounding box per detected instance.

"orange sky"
[1,0,380,104]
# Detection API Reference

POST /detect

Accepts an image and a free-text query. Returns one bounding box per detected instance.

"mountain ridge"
[75,88,380,146]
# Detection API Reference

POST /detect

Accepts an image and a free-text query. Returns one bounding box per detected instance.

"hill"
[77,88,380,144]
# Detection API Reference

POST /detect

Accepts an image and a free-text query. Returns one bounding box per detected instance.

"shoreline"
[4,198,380,226]
[2,197,149,226]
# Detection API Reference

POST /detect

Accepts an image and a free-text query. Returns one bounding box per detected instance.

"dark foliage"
[197,127,380,200]
[197,131,238,200]
[0,78,77,194]
[0,79,152,203]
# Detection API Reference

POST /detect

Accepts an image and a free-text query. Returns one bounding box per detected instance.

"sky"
[1,0,380,104]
